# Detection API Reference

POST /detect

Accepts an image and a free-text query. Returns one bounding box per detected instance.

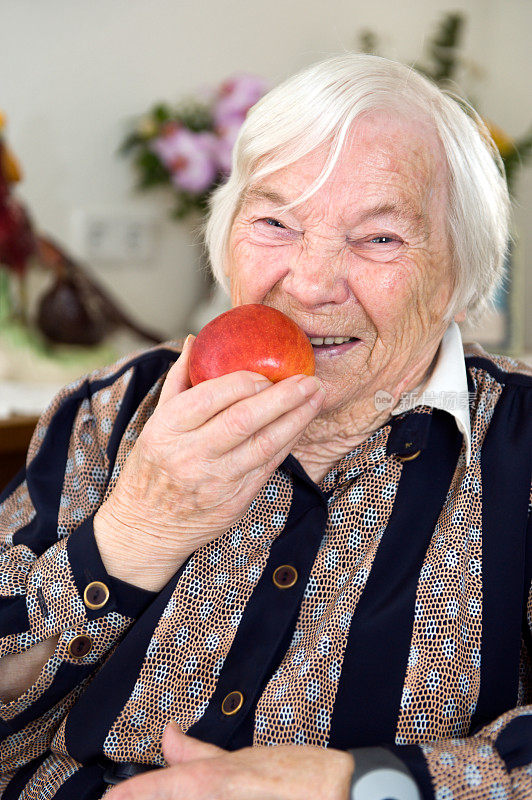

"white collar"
[390,321,471,466]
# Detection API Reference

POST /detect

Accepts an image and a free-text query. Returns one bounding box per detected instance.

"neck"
[292,344,440,484]
[291,400,392,483]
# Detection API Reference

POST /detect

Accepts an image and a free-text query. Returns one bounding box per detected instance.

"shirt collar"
[390,321,471,466]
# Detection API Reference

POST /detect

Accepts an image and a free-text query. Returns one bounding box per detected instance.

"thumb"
[162,721,224,766]
[158,334,196,407]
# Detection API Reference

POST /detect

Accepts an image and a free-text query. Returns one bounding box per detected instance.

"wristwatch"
[348,747,422,800]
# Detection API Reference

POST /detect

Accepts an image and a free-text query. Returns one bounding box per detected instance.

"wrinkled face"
[227,112,456,415]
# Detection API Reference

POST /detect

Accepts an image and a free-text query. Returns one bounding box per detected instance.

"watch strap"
[347,746,422,800]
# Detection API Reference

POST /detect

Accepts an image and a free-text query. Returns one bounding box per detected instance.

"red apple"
[189,304,315,386]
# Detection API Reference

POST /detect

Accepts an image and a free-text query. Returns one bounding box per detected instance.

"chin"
[314,381,353,417]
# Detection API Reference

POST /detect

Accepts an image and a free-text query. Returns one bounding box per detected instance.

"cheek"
[228,234,290,304]
[352,264,416,329]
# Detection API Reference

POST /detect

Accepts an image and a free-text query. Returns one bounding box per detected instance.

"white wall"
[1,0,530,345]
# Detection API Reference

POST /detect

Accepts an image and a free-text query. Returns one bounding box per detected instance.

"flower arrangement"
[120,74,268,219]
[357,13,532,197]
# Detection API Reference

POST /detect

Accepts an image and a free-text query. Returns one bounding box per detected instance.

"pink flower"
[151,127,217,194]
[211,75,268,174]
[213,74,268,128]
[147,75,268,189]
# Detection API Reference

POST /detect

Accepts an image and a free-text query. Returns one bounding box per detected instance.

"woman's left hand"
[106,721,355,800]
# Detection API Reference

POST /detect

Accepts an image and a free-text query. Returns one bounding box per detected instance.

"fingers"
[105,772,171,800]
[157,334,195,408]
[157,340,323,445]
[224,383,325,478]
[206,374,323,457]
[158,369,273,432]
[162,722,222,766]
[161,372,323,469]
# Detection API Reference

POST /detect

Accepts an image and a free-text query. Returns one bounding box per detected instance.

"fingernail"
[183,334,195,349]
[297,376,321,397]
[255,378,271,393]
[309,385,325,409]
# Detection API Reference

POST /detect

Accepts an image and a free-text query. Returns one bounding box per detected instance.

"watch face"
[353,768,421,800]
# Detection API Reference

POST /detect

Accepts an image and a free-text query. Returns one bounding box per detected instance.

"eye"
[260,218,286,228]
[252,217,296,241]
[348,233,404,262]
[370,236,396,244]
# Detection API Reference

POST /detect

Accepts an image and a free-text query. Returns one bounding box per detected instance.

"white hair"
[205,53,510,325]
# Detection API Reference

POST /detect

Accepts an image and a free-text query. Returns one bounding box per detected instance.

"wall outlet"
[71,209,158,267]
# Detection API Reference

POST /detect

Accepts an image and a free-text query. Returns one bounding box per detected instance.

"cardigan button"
[221,691,244,716]
[397,450,421,462]
[68,634,93,659]
[83,581,109,610]
[273,565,298,589]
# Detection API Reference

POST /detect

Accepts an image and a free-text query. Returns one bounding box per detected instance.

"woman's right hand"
[93,335,324,592]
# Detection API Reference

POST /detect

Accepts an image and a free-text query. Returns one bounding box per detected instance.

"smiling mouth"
[308,336,359,347]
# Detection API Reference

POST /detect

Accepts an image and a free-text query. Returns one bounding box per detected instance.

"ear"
[453,308,466,323]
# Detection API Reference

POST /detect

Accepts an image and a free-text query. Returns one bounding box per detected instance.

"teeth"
[309,336,353,346]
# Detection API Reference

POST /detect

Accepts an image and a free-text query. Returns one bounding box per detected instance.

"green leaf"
[133,149,170,189]
[151,104,172,123]
[358,30,379,55]
[118,132,143,155]
[174,100,213,132]
[513,128,532,160]
[421,12,465,84]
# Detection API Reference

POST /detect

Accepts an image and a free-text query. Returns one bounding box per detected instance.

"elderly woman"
[0,54,531,800]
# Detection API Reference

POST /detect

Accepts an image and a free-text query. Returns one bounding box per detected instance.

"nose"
[280,247,350,308]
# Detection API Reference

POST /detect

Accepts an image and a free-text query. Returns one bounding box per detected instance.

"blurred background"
[0,0,531,486]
